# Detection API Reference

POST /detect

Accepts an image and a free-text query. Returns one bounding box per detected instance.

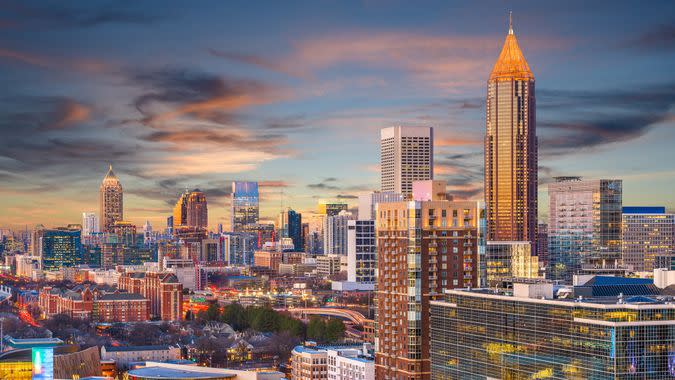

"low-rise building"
[39,285,149,322]
[291,344,374,380]
[101,345,181,369]
[118,271,183,321]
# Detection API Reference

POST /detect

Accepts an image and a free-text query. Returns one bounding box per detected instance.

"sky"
[0,0,674,231]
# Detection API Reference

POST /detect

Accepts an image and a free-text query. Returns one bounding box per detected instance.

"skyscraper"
[278,208,303,251]
[322,210,353,256]
[548,177,623,282]
[317,200,348,217]
[173,191,189,228]
[82,212,99,237]
[186,189,208,229]
[99,165,123,233]
[231,181,259,232]
[484,17,537,247]
[380,126,433,196]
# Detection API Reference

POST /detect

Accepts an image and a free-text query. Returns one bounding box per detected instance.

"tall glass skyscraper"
[231,181,259,232]
[548,177,623,282]
[484,18,537,248]
[279,208,303,251]
[99,165,123,233]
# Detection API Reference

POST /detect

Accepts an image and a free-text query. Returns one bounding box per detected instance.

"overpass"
[282,307,371,325]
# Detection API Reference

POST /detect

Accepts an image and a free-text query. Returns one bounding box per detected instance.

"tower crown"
[102,164,121,186]
[489,14,533,81]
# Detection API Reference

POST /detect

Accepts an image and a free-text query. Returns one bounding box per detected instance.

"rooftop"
[104,345,175,352]
[489,15,533,81]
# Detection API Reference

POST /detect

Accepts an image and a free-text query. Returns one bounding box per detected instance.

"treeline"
[197,303,345,343]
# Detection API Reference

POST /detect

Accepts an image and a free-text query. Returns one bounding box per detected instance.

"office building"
[99,165,123,233]
[430,280,675,379]
[316,255,342,277]
[253,250,282,272]
[537,222,549,268]
[622,206,675,272]
[548,177,623,282]
[375,191,480,379]
[40,227,83,272]
[358,191,403,221]
[200,238,220,262]
[318,200,348,217]
[278,208,303,250]
[231,181,260,232]
[82,212,98,237]
[323,210,353,256]
[484,18,537,247]
[380,126,433,196]
[186,189,208,229]
[485,241,539,287]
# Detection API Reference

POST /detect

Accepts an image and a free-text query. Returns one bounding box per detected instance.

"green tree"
[251,307,279,332]
[324,318,345,342]
[199,303,221,322]
[222,303,248,331]
[306,316,325,342]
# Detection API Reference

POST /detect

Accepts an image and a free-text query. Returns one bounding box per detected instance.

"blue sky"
[0,0,673,229]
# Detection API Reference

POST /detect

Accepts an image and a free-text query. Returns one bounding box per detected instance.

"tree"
[306,317,325,342]
[127,323,162,346]
[202,303,221,322]
[222,303,248,331]
[250,307,278,332]
[324,318,345,342]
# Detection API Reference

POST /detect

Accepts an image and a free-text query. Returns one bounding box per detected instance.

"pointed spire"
[509,11,513,35]
[489,12,533,81]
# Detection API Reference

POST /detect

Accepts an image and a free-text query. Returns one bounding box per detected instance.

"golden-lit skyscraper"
[99,165,123,233]
[186,189,208,229]
[485,15,537,246]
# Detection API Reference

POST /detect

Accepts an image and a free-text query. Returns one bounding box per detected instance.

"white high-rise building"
[380,126,433,196]
[82,212,99,237]
[143,220,154,245]
[322,210,354,256]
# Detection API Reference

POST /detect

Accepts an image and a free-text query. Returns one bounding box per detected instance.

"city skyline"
[1,1,674,230]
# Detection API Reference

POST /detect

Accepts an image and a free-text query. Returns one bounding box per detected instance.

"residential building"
[380,126,433,196]
[231,181,260,232]
[548,177,623,282]
[430,280,675,379]
[323,211,353,256]
[99,165,123,233]
[118,271,183,321]
[484,19,537,248]
[622,206,674,272]
[39,285,149,322]
[375,191,480,379]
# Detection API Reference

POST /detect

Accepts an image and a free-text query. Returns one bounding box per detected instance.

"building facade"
[380,126,433,196]
[186,189,208,230]
[347,220,376,286]
[82,212,99,238]
[40,227,83,272]
[484,21,537,248]
[622,206,675,272]
[323,211,353,256]
[231,181,259,232]
[485,241,539,287]
[291,344,374,380]
[548,177,623,282]
[99,165,123,233]
[118,271,183,321]
[430,285,675,379]
[375,197,480,379]
[279,208,303,251]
